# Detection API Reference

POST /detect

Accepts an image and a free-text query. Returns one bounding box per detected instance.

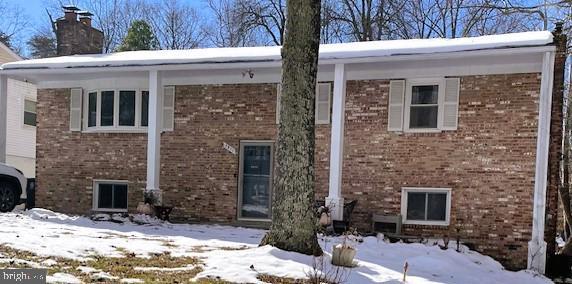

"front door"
[238,141,273,220]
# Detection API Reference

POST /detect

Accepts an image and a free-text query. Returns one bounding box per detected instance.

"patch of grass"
[217,246,249,251]
[258,274,311,284]
[0,245,230,283]
[162,240,179,248]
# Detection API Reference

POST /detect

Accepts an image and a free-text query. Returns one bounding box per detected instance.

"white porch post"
[326,64,346,220]
[528,51,555,274]
[146,70,162,204]
[0,75,7,163]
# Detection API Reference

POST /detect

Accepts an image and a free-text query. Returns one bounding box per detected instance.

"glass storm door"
[238,142,273,220]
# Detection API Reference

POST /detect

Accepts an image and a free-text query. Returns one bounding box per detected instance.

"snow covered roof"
[1,31,553,71]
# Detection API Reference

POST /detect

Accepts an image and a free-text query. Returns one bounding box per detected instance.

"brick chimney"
[56,6,104,56]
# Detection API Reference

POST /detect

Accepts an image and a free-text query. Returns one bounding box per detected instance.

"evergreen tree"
[0,32,11,49]
[116,20,158,52]
[27,34,57,58]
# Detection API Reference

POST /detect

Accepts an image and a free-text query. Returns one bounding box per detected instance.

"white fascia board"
[1,46,554,78]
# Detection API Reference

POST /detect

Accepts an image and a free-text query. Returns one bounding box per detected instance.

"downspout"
[529,50,555,274]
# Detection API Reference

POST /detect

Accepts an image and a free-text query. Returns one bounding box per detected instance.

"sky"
[2,0,207,56]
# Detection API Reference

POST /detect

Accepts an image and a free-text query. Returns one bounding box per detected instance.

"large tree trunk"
[260,0,323,256]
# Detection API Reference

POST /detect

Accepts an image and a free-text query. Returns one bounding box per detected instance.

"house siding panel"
[36,73,543,270]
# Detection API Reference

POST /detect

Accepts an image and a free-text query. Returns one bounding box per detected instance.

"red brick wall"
[36,89,147,214]
[36,74,542,270]
[36,84,331,220]
[342,74,541,269]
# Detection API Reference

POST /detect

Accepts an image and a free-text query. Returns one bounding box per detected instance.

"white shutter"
[163,86,175,131]
[388,80,405,131]
[69,88,83,131]
[276,84,281,124]
[441,78,460,130]
[316,83,331,124]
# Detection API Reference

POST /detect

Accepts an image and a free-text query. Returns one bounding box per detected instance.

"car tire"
[0,182,17,213]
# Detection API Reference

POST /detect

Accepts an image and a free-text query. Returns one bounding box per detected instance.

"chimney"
[62,5,78,22]
[78,11,94,27]
[56,6,104,56]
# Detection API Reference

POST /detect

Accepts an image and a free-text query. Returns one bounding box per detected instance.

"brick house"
[0,9,567,273]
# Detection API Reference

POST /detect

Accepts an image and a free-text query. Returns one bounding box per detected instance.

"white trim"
[403,78,445,133]
[0,75,6,163]
[327,64,346,220]
[0,46,556,76]
[146,70,162,202]
[92,179,129,212]
[528,51,555,274]
[400,187,452,226]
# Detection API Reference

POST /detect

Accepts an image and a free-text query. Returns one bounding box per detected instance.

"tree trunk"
[260,0,323,256]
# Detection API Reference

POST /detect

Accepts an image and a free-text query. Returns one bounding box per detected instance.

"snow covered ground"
[0,209,552,284]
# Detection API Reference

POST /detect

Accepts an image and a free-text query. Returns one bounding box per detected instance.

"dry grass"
[0,244,229,283]
[258,274,311,284]
[0,244,301,283]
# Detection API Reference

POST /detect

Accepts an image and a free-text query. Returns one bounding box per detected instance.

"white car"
[0,162,28,212]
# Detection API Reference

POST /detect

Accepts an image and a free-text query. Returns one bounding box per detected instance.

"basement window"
[401,187,451,226]
[93,180,128,212]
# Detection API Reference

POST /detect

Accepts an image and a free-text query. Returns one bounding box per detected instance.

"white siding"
[6,79,36,177]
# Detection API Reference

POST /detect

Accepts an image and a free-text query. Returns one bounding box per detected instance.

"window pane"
[98,184,113,209]
[243,146,271,176]
[24,100,36,113]
[141,91,149,127]
[406,192,426,220]
[113,184,128,209]
[88,92,97,127]
[101,91,114,126]
[411,85,438,104]
[317,102,329,122]
[24,112,36,126]
[410,106,438,128]
[119,91,136,126]
[427,193,447,221]
[241,175,270,218]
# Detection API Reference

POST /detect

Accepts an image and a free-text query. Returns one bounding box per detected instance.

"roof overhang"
[0,31,555,85]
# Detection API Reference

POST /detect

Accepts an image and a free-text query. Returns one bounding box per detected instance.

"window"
[401,187,451,225]
[388,78,460,132]
[119,91,136,126]
[404,79,444,131]
[85,89,149,130]
[93,181,128,211]
[141,91,149,127]
[100,91,114,126]
[276,83,331,125]
[409,85,439,129]
[23,99,36,127]
[88,92,97,127]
